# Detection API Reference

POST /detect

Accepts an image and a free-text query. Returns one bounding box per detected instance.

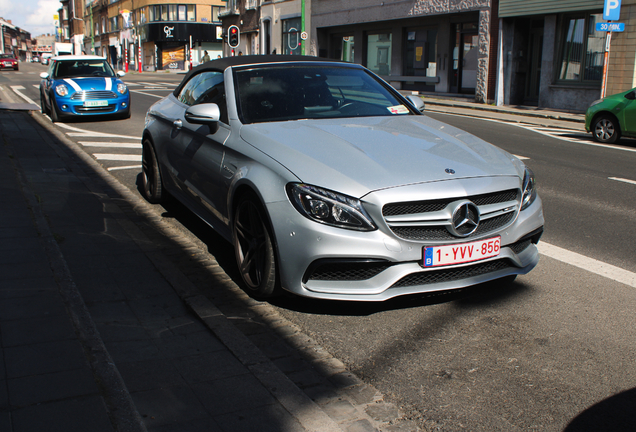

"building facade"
[0,18,34,61]
[83,0,224,72]
[498,0,636,111]
[311,0,498,102]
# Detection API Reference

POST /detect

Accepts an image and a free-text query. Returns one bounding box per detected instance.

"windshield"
[53,60,115,78]
[234,65,416,124]
[0,54,14,59]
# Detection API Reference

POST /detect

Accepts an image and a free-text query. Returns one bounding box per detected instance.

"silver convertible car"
[141,55,544,301]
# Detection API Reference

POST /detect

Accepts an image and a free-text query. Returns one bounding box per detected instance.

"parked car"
[31,56,40,63]
[0,53,19,70]
[39,55,130,122]
[585,87,636,143]
[141,55,544,301]
[41,55,51,65]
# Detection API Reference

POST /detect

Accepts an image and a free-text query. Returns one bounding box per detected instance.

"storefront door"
[450,23,478,94]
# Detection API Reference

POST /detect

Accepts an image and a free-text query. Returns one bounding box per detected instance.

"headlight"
[55,84,68,97]
[117,83,127,94]
[287,183,377,231]
[521,166,537,211]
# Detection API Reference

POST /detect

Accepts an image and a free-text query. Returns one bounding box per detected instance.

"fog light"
[121,102,127,108]
[62,105,68,110]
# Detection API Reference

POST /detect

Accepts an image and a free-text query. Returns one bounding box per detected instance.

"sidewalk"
[418,95,587,131]
[1,109,403,432]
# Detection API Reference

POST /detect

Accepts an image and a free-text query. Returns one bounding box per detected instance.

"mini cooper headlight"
[55,84,68,97]
[287,183,377,231]
[117,83,127,94]
[521,166,537,211]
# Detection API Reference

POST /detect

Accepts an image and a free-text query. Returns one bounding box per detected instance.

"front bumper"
[268,178,544,301]
[54,94,130,116]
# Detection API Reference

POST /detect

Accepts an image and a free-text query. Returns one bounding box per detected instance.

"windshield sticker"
[387,105,409,115]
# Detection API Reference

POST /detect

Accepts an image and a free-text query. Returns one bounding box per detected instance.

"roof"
[174,54,352,96]
[50,55,107,61]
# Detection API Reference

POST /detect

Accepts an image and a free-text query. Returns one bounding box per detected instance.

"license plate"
[423,236,501,267]
[84,100,108,107]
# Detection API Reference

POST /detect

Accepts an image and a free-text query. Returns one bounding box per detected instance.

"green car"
[585,88,636,143]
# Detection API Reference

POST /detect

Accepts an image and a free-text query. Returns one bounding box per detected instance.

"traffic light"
[228,25,240,48]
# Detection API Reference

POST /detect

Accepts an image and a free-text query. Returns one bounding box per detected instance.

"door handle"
[173,119,182,129]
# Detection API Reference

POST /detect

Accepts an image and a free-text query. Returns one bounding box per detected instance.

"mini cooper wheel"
[40,93,49,115]
[593,115,620,144]
[141,139,164,203]
[233,194,278,298]
[49,97,61,122]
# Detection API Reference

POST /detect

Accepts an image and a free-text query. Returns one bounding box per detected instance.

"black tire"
[141,139,164,204]
[40,92,49,115]
[232,193,278,298]
[49,96,61,122]
[592,115,620,144]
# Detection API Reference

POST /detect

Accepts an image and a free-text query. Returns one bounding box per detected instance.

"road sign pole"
[301,0,306,55]
[601,28,612,98]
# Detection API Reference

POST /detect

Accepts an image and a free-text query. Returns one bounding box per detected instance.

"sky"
[0,0,61,37]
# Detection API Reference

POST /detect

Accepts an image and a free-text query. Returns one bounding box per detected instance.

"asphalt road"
[2,62,636,431]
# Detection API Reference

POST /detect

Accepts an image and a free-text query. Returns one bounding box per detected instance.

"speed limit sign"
[301,31,308,41]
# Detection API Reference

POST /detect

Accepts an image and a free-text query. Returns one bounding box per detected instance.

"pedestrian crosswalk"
[518,124,590,144]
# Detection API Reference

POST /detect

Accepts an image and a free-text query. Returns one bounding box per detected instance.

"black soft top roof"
[173,54,349,96]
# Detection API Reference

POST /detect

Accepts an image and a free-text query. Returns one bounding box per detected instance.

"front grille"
[383,189,519,241]
[305,261,393,282]
[71,91,117,100]
[390,260,512,288]
[508,239,532,255]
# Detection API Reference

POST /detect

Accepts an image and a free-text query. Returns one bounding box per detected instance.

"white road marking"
[538,242,636,288]
[513,154,529,160]
[130,89,165,98]
[93,154,142,161]
[608,177,636,185]
[55,123,142,140]
[429,111,636,153]
[10,85,38,105]
[79,142,142,148]
[137,81,176,87]
[108,165,142,171]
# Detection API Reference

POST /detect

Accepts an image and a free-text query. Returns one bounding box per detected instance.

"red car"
[0,53,19,70]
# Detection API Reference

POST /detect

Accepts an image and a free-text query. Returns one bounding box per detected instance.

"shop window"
[558,13,605,83]
[178,5,186,21]
[367,32,392,75]
[149,4,195,22]
[168,5,177,21]
[283,18,301,55]
[212,6,221,22]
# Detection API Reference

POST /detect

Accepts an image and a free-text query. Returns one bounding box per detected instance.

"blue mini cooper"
[39,55,130,122]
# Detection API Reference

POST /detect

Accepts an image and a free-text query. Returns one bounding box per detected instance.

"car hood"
[55,76,120,91]
[239,115,523,197]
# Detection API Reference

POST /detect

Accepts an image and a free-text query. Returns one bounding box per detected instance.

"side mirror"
[40,72,49,79]
[406,95,425,113]
[625,90,636,100]
[185,103,221,134]
[117,70,126,78]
